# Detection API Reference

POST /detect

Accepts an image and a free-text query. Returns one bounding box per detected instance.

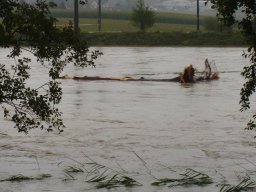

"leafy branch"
[0,0,102,133]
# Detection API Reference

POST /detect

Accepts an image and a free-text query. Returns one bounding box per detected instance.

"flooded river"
[1,47,256,192]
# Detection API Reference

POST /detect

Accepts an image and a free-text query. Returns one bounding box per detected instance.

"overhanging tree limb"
[211,0,256,130]
[0,0,102,133]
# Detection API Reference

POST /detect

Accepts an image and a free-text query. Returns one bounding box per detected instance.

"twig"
[132,150,154,178]
[34,155,40,171]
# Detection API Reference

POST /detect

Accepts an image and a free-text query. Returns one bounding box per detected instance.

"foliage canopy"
[210,0,256,130]
[0,0,101,133]
[130,0,155,32]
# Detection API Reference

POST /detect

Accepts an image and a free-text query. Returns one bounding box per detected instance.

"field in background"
[57,18,199,32]
[52,9,245,46]
[53,9,213,33]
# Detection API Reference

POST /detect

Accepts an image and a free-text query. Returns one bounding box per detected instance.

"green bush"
[81,31,246,46]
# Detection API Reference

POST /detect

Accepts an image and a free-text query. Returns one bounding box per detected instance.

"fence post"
[197,0,199,30]
[74,0,79,34]
[98,0,102,32]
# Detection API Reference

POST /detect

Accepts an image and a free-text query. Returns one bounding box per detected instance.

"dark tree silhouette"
[210,0,256,130]
[0,0,101,133]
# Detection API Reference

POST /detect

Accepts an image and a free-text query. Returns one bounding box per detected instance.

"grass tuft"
[60,157,141,188]
[0,173,51,182]
[85,162,142,189]
[219,177,256,192]
[63,165,84,173]
[151,168,213,187]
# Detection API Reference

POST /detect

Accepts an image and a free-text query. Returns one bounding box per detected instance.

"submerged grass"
[62,165,85,181]
[60,158,142,189]
[85,162,142,189]
[219,177,256,192]
[0,173,51,182]
[60,155,256,191]
[151,168,213,187]
[63,165,84,173]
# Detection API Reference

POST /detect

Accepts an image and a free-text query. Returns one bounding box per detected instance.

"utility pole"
[74,0,79,34]
[196,0,199,30]
[98,0,102,32]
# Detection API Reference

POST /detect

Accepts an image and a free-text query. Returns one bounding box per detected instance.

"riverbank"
[81,31,247,46]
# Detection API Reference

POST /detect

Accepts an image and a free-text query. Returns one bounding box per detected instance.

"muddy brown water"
[1,47,256,192]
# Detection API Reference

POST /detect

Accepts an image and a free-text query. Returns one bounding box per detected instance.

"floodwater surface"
[1,47,256,192]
